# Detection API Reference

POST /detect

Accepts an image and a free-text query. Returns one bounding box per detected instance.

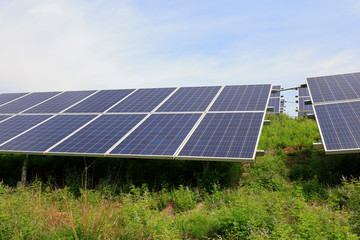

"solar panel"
[297,87,313,117]
[24,90,96,113]
[178,112,264,160]
[0,115,96,152]
[210,85,271,111]
[0,93,29,106]
[268,98,280,113]
[109,113,201,156]
[0,115,11,122]
[314,101,360,152]
[0,84,272,162]
[108,88,176,113]
[0,92,61,114]
[270,85,281,98]
[0,115,52,145]
[280,99,285,112]
[49,114,146,154]
[267,85,282,114]
[307,72,360,103]
[156,86,221,112]
[298,87,310,97]
[298,97,313,112]
[65,89,135,113]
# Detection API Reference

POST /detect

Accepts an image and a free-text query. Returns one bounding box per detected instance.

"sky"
[1,0,360,116]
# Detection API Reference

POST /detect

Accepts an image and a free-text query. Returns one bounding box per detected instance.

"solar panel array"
[307,72,360,154]
[0,84,272,162]
[267,85,283,113]
[297,87,313,117]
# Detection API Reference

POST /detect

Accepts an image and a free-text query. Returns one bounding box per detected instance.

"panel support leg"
[21,154,28,187]
[203,161,209,174]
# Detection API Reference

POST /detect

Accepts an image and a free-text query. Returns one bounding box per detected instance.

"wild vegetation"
[1,114,360,239]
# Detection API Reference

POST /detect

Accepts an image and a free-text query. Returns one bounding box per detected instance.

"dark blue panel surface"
[0,115,95,152]
[179,112,264,159]
[307,72,360,103]
[0,115,12,122]
[315,101,360,151]
[156,86,220,112]
[65,89,134,113]
[108,88,176,112]
[270,85,281,98]
[0,115,52,145]
[50,114,146,154]
[25,90,95,113]
[298,97,313,112]
[280,99,285,110]
[109,113,200,156]
[0,92,61,114]
[210,85,271,111]
[0,93,29,106]
[267,98,280,113]
[298,87,310,97]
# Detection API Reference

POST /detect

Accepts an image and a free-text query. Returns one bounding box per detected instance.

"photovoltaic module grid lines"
[0,115,52,145]
[108,88,176,112]
[109,114,201,156]
[179,112,263,159]
[0,92,61,114]
[307,72,360,103]
[65,89,135,113]
[314,101,360,151]
[50,114,146,154]
[270,85,281,98]
[0,84,272,161]
[267,85,281,113]
[299,87,310,97]
[0,115,11,123]
[210,85,271,111]
[156,86,221,112]
[268,98,280,113]
[297,87,313,117]
[24,90,96,113]
[0,93,28,106]
[0,115,96,152]
[299,97,313,112]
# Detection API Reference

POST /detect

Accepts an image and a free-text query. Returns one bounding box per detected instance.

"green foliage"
[2,113,360,238]
[259,114,321,152]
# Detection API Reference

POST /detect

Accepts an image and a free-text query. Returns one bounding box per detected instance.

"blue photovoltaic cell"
[50,114,146,154]
[0,92,61,114]
[179,112,264,159]
[315,101,360,151]
[108,88,176,112]
[270,85,281,98]
[0,93,29,106]
[299,87,310,97]
[268,98,280,113]
[298,97,313,112]
[307,72,360,103]
[0,115,95,152]
[24,90,95,113]
[0,115,52,145]
[0,115,11,122]
[109,113,201,156]
[280,100,285,110]
[210,85,271,111]
[65,89,135,113]
[156,86,221,112]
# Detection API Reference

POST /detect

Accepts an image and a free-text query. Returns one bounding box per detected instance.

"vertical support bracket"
[21,154,28,186]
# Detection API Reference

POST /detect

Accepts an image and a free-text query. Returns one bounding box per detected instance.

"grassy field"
[1,114,360,239]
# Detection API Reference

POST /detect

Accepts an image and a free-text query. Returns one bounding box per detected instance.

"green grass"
[1,114,360,239]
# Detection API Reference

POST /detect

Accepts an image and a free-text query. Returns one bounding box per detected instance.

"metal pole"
[21,154,28,186]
